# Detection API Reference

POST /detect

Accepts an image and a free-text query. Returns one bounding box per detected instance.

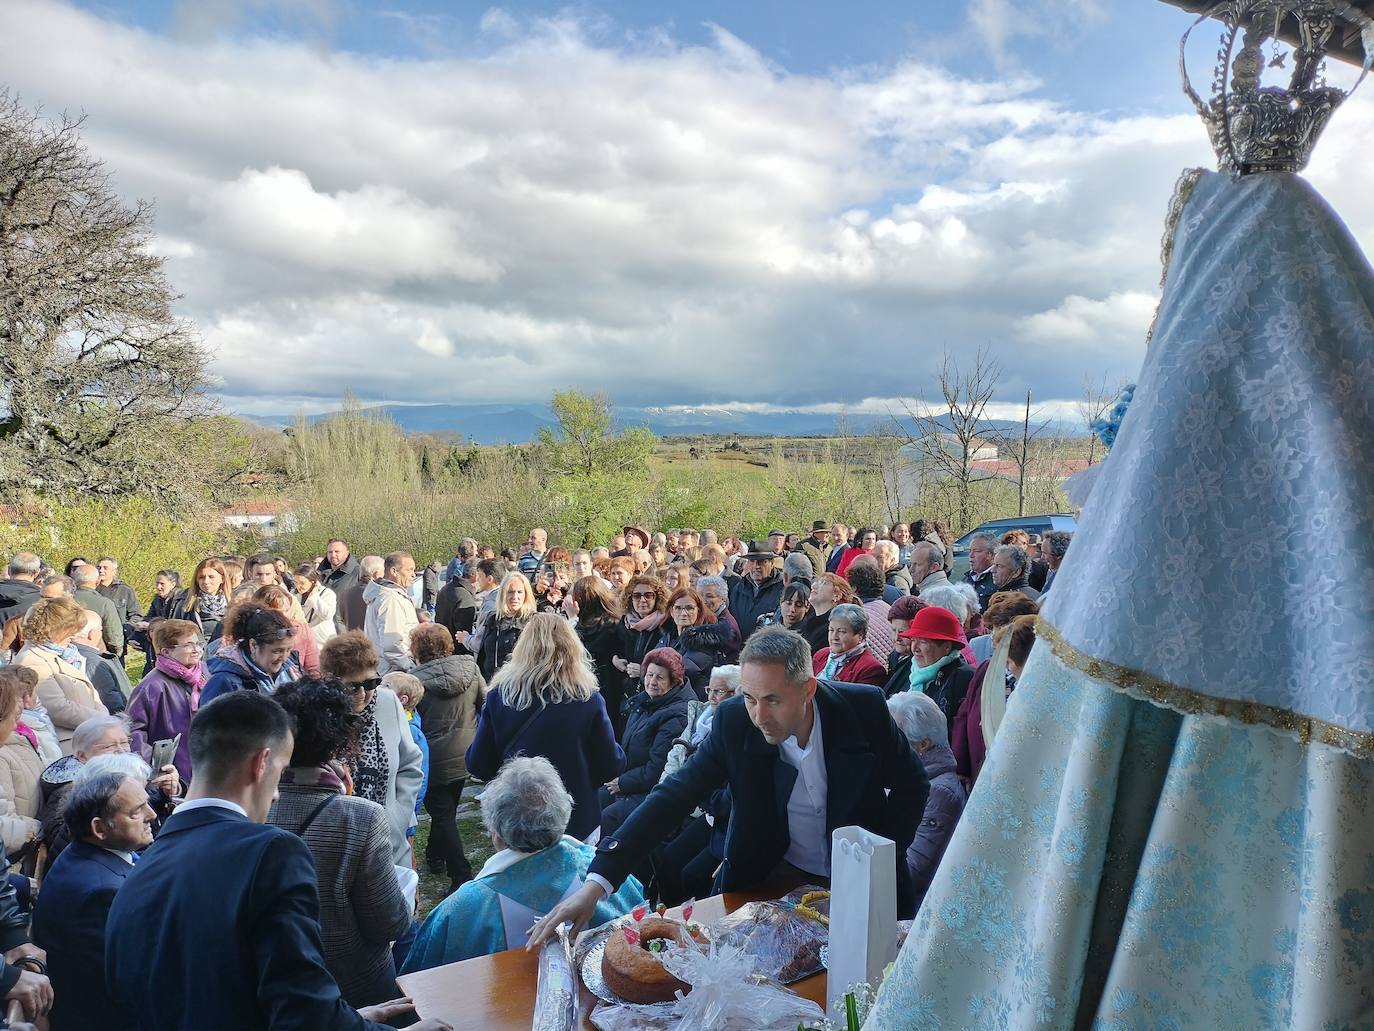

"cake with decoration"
[600,902,707,1004]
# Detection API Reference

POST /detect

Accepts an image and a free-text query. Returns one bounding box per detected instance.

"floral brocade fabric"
[868,169,1374,1028]
[865,644,1374,1029]
[1039,170,1374,756]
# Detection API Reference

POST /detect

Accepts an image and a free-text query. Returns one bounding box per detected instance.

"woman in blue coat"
[597,648,693,839]
[465,613,624,841]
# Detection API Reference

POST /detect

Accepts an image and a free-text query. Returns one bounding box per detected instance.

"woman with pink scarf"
[126,619,207,782]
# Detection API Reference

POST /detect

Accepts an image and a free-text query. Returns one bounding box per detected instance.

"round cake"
[601,916,704,1004]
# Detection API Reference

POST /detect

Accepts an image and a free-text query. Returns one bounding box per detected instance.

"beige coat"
[14,644,109,753]
[0,732,44,853]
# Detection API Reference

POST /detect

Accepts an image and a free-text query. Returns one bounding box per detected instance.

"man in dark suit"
[528,627,929,948]
[104,691,450,1031]
[33,768,154,1030]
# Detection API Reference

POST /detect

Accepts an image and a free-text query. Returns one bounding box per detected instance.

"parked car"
[949,514,1078,582]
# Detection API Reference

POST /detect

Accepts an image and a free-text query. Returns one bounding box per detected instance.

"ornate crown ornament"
[1181,0,1374,174]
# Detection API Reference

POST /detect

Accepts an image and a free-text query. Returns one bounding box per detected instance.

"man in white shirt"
[527,627,929,948]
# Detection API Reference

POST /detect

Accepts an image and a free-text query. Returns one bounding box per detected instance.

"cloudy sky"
[5,0,1374,421]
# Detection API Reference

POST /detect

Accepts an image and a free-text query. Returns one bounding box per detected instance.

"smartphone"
[150,734,181,772]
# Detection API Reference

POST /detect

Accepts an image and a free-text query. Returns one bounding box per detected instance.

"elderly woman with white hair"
[888,690,968,910]
[811,604,887,687]
[401,756,644,971]
[917,585,981,666]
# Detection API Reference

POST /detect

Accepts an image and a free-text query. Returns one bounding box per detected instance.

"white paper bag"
[826,826,897,1017]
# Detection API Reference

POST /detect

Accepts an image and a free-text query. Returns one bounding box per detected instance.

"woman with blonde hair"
[14,597,108,753]
[465,612,624,840]
[476,572,536,680]
[172,557,233,644]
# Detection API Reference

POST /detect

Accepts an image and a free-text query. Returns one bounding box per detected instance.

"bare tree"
[1077,373,1125,467]
[988,388,1051,517]
[897,346,1001,533]
[0,92,212,506]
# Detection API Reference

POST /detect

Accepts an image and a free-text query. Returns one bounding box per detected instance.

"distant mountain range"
[246,401,1071,445]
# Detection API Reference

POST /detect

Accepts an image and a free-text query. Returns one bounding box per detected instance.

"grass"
[411,784,495,918]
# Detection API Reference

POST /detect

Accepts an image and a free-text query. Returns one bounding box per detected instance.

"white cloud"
[1018,291,1157,343]
[5,0,1374,419]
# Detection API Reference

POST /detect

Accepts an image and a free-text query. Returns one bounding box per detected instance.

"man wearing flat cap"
[728,541,786,641]
[797,520,830,579]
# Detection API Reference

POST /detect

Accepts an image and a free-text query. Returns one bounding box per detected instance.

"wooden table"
[397,885,828,1029]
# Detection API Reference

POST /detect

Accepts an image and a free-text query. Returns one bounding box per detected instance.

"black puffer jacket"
[616,681,693,797]
[414,654,486,783]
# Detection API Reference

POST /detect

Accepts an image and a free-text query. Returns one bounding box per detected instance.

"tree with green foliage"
[536,391,655,546]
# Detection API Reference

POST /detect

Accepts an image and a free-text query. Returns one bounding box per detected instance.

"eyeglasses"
[631,592,657,601]
[173,639,206,650]
[348,676,382,693]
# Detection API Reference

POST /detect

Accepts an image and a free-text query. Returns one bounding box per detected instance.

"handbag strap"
[290,793,337,838]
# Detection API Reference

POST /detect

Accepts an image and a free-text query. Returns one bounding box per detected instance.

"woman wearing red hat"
[899,606,973,732]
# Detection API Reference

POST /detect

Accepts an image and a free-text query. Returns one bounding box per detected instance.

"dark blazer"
[590,679,929,918]
[434,577,478,637]
[74,643,130,714]
[32,839,132,1031]
[465,687,625,840]
[105,805,386,1030]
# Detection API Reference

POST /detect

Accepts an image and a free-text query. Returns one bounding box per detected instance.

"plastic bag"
[532,924,578,1031]
[587,939,824,1031]
[708,885,830,984]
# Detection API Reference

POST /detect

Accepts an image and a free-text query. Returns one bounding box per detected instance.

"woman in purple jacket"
[126,619,207,781]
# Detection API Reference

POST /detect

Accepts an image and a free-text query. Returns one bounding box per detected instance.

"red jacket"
[812,647,887,688]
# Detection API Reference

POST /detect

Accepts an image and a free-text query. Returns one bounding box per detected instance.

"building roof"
[1160,1,1373,67]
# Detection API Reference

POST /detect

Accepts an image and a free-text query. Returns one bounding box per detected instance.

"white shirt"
[778,704,829,878]
[102,848,136,865]
[176,797,249,819]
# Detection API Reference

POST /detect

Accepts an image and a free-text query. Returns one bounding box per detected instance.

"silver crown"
[1181,1,1374,174]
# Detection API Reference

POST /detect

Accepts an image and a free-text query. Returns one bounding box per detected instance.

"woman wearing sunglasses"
[319,631,424,867]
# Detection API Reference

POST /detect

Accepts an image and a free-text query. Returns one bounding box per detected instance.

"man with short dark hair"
[95,557,143,631]
[824,523,850,573]
[1039,532,1072,595]
[246,554,279,589]
[33,769,153,1030]
[528,627,928,947]
[319,540,361,631]
[105,693,447,1031]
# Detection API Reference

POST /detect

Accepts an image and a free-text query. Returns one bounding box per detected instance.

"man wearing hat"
[727,541,785,642]
[623,526,650,552]
[797,521,830,579]
[899,607,974,734]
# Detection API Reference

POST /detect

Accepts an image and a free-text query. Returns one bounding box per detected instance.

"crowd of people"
[0,517,1068,1028]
